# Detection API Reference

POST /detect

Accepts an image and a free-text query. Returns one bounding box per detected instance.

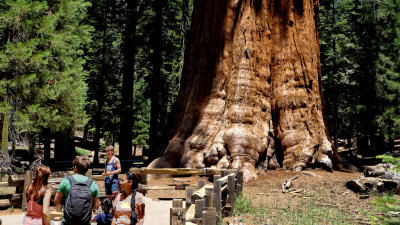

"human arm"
[137,193,145,220]
[54,192,64,206]
[113,157,121,175]
[102,159,108,176]
[54,177,68,206]
[42,189,52,225]
[92,197,100,210]
[111,199,117,225]
[138,203,145,220]
[91,180,100,210]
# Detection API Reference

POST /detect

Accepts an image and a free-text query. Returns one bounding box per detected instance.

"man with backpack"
[54,156,100,225]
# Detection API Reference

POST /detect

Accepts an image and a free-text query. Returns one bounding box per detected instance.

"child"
[92,198,113,225]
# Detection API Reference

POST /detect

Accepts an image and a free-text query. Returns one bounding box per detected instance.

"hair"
[125,172,139,225]
[106,145,114,152]
[101,198,113,218]
[72,156,90,174]
[26,165,51,201]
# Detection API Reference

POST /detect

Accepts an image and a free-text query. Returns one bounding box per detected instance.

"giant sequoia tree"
[149,0,341,181]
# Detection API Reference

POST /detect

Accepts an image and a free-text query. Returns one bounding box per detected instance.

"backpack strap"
[84,177,94,188]
[67,175,78,186]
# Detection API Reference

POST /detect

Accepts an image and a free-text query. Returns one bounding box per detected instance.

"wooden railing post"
[222,169,229,177]
[195,199,205,219]
[173,199,183,208]
[213,179,222,218]
[140,167,147,195]
[21,170,32,211]
[205,187,213,207]
[170,207,186,225]
[186,188,193,209]
[202,207,216,225]
[198,180,206,189]
[227,174,236,216]
[236,171,243,194]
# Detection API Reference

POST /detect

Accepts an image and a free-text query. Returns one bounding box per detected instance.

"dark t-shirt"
[94,213,113,225]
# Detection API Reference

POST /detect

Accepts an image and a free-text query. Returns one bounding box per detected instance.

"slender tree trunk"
[0,69,10,161]
[331,0,338,150]
[0,113,10,161]
[93,1,109,165]
[119,0,138,159]
[149,0,163,161]
[43,128,51,161]
[149,0,341,181]
[54,130,76,161]
[83,125,88,144]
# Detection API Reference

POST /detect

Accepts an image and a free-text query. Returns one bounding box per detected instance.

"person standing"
[102,145,121,200]
[54,156,100,225]
[112,172,145,225]
[23,165,52,225]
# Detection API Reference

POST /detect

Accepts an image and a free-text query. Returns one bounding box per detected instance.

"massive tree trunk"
[149,0,341,181]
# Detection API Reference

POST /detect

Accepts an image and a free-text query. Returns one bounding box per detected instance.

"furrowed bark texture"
[149,0,341,181]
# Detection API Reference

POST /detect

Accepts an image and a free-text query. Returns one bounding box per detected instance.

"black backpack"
[64,175,93,225]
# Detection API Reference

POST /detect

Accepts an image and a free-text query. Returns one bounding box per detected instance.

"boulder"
[346,177,398,194]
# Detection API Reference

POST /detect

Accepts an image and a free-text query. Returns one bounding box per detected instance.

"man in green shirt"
[54,156,100,225]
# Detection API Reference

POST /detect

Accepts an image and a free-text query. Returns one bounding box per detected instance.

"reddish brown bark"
[149,0,341,181]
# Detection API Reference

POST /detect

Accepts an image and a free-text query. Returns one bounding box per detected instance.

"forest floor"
[145,169,378,225]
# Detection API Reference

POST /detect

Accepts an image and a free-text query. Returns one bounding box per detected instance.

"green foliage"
[377,155,400,173]
[84,0,124,146]
[320,0,400,152]
[75,147,90,156]
[0,0,92,138]
[370,193,400,225]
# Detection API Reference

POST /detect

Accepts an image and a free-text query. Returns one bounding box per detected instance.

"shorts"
[105,182,118,196]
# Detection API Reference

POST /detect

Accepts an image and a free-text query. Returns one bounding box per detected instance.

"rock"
[381,170,400,184]
[343,162,362,172]
[346,177,398,194]
[364,163,393,177]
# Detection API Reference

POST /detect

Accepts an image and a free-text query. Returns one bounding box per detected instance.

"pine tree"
[319,0,360,149]
[0,0,92,162]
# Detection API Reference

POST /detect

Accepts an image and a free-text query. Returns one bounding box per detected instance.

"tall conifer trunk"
[119,0,138,159]
[0,114,9,161]
[149,0,341,181]
[149,0,163,160]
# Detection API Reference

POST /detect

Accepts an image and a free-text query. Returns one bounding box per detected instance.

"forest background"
[0,0,399,168]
